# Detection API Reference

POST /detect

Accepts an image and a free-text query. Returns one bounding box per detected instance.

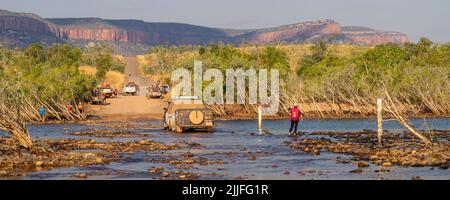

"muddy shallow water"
[1,118,450,180]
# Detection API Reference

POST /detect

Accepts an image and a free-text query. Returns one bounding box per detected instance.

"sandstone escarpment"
[344,31,409,45]
[58,28,134,42]
[46,18,232,45]
[236,19,341,44]
[0,9,411,54]
[0,15,53,34]
[0,13,63,47]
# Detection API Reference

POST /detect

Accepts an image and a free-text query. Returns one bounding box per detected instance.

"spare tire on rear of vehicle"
[189,110,204,125]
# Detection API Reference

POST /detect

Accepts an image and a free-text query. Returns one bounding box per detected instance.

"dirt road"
[90,56,167,120]
[93,96,166,120]
[124,56,151,96]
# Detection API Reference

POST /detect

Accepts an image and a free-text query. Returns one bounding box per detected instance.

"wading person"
[156,80,161,91]
[77,102,83,113]
[39,106,46,122]
[288,103,303,136]
[67,104,74,113]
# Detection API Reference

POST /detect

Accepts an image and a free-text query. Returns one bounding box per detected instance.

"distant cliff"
[234,19,341,44]
[0,9,409,54]
[341,26,409,45]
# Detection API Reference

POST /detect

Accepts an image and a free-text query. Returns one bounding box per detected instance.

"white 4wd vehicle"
[123,82,139,96]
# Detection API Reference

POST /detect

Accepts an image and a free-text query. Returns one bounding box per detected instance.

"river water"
[1,118,450,180]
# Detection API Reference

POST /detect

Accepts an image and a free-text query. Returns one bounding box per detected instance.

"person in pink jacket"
[288,103,304,136]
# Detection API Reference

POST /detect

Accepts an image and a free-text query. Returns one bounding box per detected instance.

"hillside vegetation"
[138,39,450,117]
[0,43,124,147]
[79,66,124,90]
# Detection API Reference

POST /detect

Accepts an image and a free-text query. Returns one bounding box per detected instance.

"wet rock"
[382,162,392,167]
[83,153,95,159]
[139,140,147,145]
[375,168,390,173]
[439,165,449,170]
[73,173,87,179]
[349,168,363,173]
[358,161,370,168]
[182,152,193,158]
[168,160,179,165]
[354,147,371,154]
[208,172,217,177]
[0,171,7,176]
[95,158,103,164]
[196,157,209,166]
[303,147,310,153]
[45,161,55,167]
[176,164,192,169]
[215,160,224,164]
[183,159,194,165]
[35,161,44,167]
[312,149,320,155]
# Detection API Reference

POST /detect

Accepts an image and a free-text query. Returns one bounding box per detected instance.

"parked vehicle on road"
[146,85,163,99]
[91,90,106,105]
[97,82,115,98]
[123,82,139,96]
[163,96,214,133]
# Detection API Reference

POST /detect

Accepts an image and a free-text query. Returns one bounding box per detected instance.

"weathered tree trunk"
[383,88,432,145]
[0,106,33,149]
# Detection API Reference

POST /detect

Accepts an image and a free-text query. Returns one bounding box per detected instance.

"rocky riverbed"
[0,137,176,177]
[1,118,450,179]
[290,130,450,170]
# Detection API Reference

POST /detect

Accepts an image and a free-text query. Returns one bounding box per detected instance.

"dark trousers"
[289,121,299,133]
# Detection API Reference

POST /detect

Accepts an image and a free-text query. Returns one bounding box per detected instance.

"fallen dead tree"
[0,81,87,149]
[22,91,86,122]
[0,82,33,149]
[382,86,432,145]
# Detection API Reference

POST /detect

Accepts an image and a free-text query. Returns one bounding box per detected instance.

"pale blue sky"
[1,0,449,42]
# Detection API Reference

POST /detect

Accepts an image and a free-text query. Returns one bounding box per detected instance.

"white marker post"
[258,105,262,132]
[377,99,383,145]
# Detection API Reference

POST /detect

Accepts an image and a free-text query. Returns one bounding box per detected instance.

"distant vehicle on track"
[161,85,170,94]
[91,89,106,105]
[97,82,115,98]
[123,82,139,96]
[163,96,214,133]
[146,84,163,99]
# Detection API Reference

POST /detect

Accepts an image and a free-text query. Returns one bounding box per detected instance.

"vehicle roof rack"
[172,96,200,100]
